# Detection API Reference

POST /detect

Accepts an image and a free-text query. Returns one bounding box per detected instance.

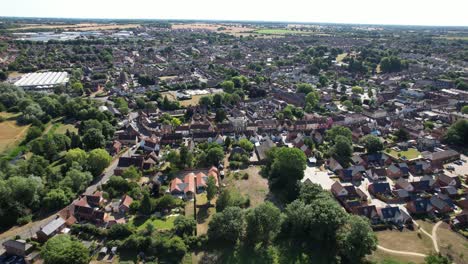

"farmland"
[9,23,140,31]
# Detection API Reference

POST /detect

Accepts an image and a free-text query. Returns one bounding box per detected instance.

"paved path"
[377,245,427,258]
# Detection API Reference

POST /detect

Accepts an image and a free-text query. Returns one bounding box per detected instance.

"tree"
[337,215,377,263]
[122,165,142,180]
[199,95,213,108]
[461,105,468,115]
[296,83,314,94]
[298,182,327,204]
[221,80,235,93]
[351,86,364,94]
[108,224,134,239]
[42,235,90,264]
[206,176,217,203]
[360,135,383,154]
[380,56,407,73]
[305,90,320,110]
[82,128,105,150]
[0,70,7,81]
[43,188,73,211]
[64,148,88,167]
[208,206,244,245]
[174,215,196,237]
[238,138,254,152]
[25,126,43,143]
[215,189,249,212]
[443,119,468,148]
[215,109,227,123]
[60,168,93,193]
[205,146,224,166]
[268,147,307,201]
[87,148,112,177]
[394,128,410,142]
[424,253,451,264]
[326,126,352,143]
[140,193,153,215]
[331,135,353,166]
[245,202,282,246]
[213,93,224,108]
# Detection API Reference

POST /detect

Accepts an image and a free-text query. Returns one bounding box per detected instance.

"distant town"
[0,18,467,264]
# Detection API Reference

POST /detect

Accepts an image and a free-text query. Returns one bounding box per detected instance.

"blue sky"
[1,0,467,26]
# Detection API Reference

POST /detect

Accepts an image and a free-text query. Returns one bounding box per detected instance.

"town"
[0,17,467,264]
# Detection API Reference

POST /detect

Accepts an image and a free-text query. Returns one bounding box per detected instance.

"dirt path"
[431,221,442,253]
[378,220,442,259]
[377,245,427,258]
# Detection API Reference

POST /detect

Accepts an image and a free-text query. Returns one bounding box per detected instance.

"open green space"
[129,215,177,231]
[385,148,421,160]
[254,29,312,35]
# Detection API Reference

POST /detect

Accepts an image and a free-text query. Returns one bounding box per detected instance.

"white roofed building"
[14,71,69,92]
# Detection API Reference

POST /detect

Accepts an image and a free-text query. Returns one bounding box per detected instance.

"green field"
[385,148,422,160]
[130,215,177,231]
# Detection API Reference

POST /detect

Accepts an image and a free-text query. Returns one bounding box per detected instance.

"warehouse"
[14,71,69,91]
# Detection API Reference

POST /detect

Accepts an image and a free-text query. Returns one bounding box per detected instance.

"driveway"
[302,166,335,190]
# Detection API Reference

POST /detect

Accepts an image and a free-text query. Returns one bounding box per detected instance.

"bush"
[242,173,249,180]
[17,215,32,225]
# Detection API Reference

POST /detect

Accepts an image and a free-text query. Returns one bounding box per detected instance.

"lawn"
[385,148,422,160]
[129,215,177,232]
[376,229,434,254]
[0,112,30,154]
[336,53,348,62]
[435,222,468,264]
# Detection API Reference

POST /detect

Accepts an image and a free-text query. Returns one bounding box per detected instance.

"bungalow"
[327,158,343,172]
[378,206,411,224]
[406,198,434,215]
[352,205,380,224]
[395,178,415,192]
[195,167,220,193]
[170,173,196,200]
[430,194,454,214]
[339,165,365,182]
[387,164,403,179]
[368,182,392,197]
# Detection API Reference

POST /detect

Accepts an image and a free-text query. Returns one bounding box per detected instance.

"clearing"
[254,29,313,35]
[225,166,269,207]
[385,148,422,160]
[0,112,29,153]
[336,53,348,62]
[376,229,434,254]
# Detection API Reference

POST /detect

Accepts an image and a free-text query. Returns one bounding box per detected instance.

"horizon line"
[1,15,468,29]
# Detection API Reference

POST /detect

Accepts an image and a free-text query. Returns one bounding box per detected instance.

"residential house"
[352,205,380,224]
[437,174,461,188]
[170,173,196,200]
[2,240,33,257]
[406,198,434,215]
[36,216,66,242]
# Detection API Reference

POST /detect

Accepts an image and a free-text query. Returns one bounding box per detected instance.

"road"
[0,145,136,253]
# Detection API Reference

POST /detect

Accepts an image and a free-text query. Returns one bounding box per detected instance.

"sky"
[1,0,468,27]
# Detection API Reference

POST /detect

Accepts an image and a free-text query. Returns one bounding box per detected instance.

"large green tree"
[337,215,377,263]
[87,148,112,177]
[245,202,282,246]
[360,135,383,154]
[208,206,244,245]
[42,235,90,264]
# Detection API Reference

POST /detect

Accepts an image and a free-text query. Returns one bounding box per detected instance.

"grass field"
[225,166,269,208]
[0,112,30,154]
[336,53,348,62]
[254,29,312,35]
[385,148,422,160]
[436,222,468,264]
[376,229,434,254]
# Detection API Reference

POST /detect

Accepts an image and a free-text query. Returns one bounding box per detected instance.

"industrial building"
[14,71,69,91]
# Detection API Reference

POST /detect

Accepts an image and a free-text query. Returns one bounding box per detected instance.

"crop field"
[9,23,140,31]
[171,23,255,36]
[254,29,314,35]
[0,112,29,154]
